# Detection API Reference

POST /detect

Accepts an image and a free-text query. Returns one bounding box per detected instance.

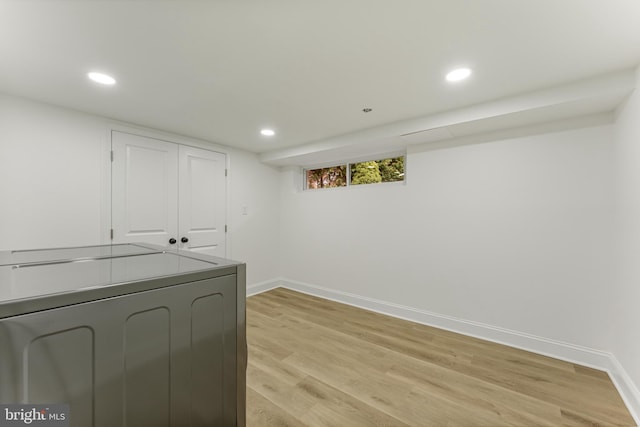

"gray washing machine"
[0,243,246,426]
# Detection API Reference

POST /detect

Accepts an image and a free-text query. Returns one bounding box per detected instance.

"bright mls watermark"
[0,405,69,426]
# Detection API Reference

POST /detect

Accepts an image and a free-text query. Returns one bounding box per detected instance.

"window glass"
[306,165,347,189]
[351,156,404,185]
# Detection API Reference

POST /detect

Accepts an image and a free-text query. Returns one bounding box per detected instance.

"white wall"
[612,68,640,401]
[0,92,281,286]
[280,124,615,350]
[228,150,281,284]
[0,94,106,250]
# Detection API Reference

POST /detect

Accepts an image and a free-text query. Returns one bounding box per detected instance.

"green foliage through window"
[350,161,382,185]
[377,157,405,183]
[305,156,404,190]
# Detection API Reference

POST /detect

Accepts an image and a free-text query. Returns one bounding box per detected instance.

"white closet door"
[112,131,179,247]
[178,145,227,257]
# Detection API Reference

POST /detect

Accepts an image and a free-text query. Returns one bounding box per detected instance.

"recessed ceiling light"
[260,129,275,136]
[446,68,472,82]
[88,72,116,85]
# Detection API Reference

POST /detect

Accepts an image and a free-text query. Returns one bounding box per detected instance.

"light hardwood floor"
[246,288,635,426]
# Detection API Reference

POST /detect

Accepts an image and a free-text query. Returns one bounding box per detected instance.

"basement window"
[306,165,347,189]
[305,156,405,190]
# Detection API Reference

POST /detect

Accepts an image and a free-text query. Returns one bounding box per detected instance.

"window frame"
[303,153,405,191]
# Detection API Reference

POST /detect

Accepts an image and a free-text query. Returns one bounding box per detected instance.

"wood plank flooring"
[246,288,635,426]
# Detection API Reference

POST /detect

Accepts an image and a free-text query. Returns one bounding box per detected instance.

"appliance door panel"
[0,275,237,427]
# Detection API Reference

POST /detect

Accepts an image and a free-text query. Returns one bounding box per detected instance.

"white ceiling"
[1,0,640,162]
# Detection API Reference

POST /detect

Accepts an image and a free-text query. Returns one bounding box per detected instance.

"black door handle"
[169,238,177,244]
[181,237,189,243]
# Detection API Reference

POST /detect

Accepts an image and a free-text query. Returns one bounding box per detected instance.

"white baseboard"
[247,278,282,297]
[274,278,639,425]
[609,356,640,426]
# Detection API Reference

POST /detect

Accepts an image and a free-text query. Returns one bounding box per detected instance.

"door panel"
[112,132,227,257]
[179,145,226,257]
[112,131,178,248]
